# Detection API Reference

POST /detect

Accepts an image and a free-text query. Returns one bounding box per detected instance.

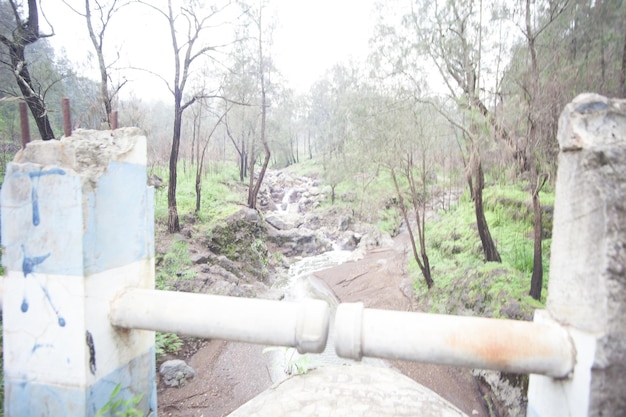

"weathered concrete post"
[1,128,156,416]
[527,94,626,416]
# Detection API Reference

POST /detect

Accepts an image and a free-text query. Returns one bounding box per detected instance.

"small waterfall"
[280,188,296,212]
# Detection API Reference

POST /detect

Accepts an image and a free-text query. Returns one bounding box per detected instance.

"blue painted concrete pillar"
[1,128,156,416]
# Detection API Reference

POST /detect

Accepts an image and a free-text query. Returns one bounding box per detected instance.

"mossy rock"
[208,208,269,281]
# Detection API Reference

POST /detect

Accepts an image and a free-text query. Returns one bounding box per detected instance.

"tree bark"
[0,0,55,140]
[620,30,626,98]
[167,97,182,233]
[529,168,544,300]
[473,158,501,262]
[247,6,271,210]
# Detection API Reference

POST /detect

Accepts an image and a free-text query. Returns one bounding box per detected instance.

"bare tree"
[139,0,237,232]
[62,0,130,127]
[0,0,55,140]
[517,0,567,300]
[407,0,502,262]
[194,103,229,213]
[245,1,271,210]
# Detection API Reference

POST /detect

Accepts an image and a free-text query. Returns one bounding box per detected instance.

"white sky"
[45,0,377,101]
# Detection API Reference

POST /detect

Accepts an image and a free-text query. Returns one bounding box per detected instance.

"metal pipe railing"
[334,302,576,378]
[110,288,330,354]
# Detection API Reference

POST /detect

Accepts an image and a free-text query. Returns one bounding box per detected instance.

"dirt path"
[312,233,488,417]
[157,233,488,417]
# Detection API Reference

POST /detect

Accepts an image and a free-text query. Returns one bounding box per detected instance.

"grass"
[155,240,195,290]
[151,162,244,228]
[412,183,553,319]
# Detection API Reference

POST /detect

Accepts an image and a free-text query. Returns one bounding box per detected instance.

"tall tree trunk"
[10,45,55,140]
[168,99,182,233]
[525,0,545,300]
[473,157,501,262]
[247,6,271,210]
[619,30,626,98]
[529,156,544,300]
[1,0,55,140]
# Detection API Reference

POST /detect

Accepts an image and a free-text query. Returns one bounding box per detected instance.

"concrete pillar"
[1,128,155,416]
[527,94,626,417]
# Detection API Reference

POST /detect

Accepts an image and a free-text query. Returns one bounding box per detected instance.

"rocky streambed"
[156,169,521,417]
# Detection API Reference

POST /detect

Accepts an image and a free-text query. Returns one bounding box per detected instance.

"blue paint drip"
[22,250,51,277]
[32,343,54,353]
[28,168,66,227]
[29,168,66,178]
[39,285,66,328]
[20,246,65,326]
[31,185,40,226]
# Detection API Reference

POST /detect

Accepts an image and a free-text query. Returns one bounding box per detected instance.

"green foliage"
[376,206,401,237]
[413,183,553,319]
[155,332,183,359]
[156,241,195,290]
[151,163,243,227]
[262,347,315,376]
[283,158,324,178]
[95,384,143,417]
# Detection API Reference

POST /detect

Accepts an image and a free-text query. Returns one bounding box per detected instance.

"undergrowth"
[151,163,243,227]
[412,184,553,320]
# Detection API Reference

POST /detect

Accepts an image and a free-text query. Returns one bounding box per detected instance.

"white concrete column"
[527,94,626,417]
[1,128,155,416]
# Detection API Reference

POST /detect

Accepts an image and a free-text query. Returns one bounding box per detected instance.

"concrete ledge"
[229,364,468,417]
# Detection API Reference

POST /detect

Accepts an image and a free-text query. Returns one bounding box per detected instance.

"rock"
[267,228,333,257]
[191,253,211,264]
[228,283,257,298]
[338,215,351,232]
[206,264,240,284]
[148,174,164,189]
[211,280,236,295]
[265,212,302,230]
[160,359,196,388]
[337,231,361,250]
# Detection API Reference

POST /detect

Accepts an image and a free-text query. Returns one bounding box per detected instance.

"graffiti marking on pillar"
[86,330,97,375]
[20,245,66,327]
[26,168,66,226]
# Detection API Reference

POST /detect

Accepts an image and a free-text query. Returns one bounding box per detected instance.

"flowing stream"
[267,248,387,383]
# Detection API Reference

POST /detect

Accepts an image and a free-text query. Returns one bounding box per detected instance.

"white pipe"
[110,288,330,354]
[335,302,575,378]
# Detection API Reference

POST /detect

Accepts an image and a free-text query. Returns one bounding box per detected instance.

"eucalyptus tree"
[193,101,229,213]
[139,0,239,233]
[307,63,363,203]
[359,85,436,288]
[376,0,504,262]
[243,0,273,210]
[506,0,568,300]
[0,0,55,139]
[268,84,305,168]
[223,40,257,182]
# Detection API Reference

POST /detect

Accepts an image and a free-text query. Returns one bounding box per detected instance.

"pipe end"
[296,299,330,354]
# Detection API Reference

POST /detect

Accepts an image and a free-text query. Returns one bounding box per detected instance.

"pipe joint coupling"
[334,302,364,360]
[295,298,330,354]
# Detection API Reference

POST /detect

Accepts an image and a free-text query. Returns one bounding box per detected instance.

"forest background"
[0,0,625,306]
